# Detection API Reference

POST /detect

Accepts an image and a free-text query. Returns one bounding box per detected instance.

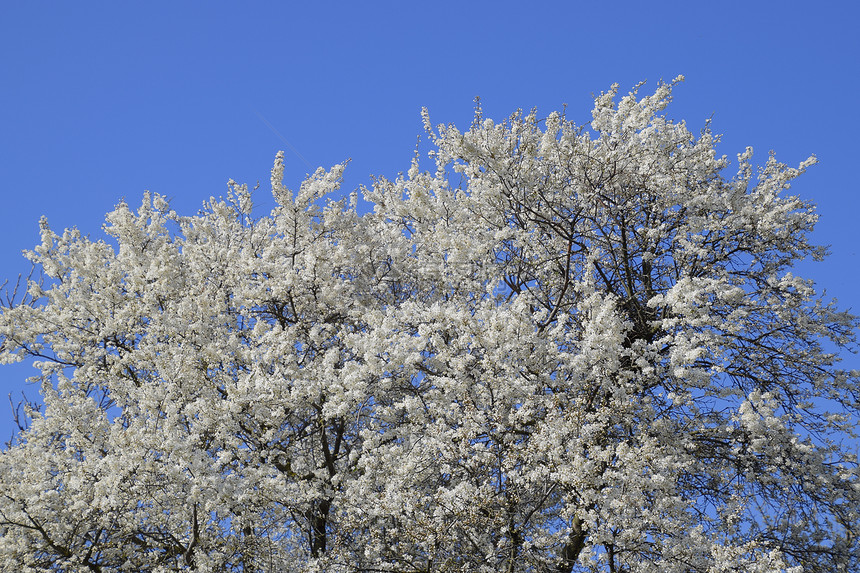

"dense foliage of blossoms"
[1,78,858,572]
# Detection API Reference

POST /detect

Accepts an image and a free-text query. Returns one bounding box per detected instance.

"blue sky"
[1,2,858,442]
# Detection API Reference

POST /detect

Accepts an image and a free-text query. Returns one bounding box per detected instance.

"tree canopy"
[1,78,858,572]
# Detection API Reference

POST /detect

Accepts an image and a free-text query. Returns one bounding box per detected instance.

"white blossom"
[0,79,857,572]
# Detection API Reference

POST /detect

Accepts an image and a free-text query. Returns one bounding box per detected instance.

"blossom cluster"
[0,79,857,572]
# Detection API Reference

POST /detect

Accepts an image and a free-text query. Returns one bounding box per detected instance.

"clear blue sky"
[1,2,858,442]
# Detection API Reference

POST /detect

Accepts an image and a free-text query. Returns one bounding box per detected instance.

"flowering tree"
[1,78,858,572]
